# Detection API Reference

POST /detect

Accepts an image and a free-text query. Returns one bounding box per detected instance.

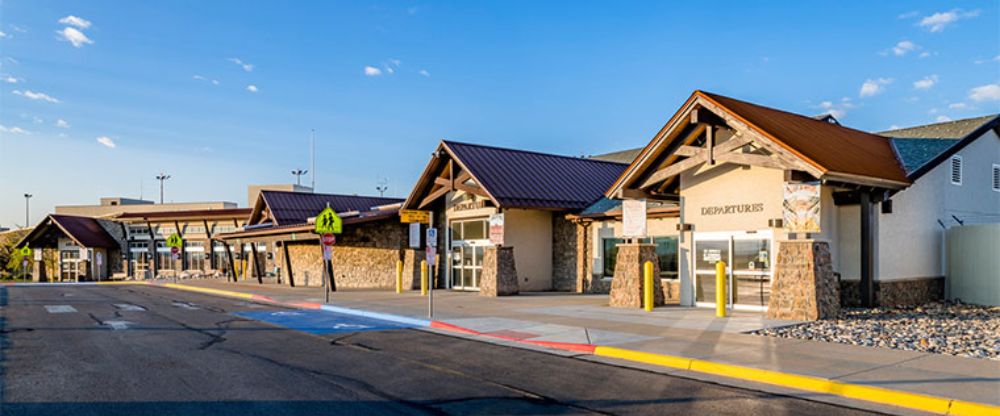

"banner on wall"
[782,182,822,233]
[622,199,647,238]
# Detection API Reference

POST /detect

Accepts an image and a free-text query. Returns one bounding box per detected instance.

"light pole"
[155,173,171,204]
[291,169,308,186]
[376,176,388,197]
[23,193,32,228]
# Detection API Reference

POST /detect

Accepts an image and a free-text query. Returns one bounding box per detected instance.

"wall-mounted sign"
[700,203,765,216]
[400,209,431,224]
[409,223,421,249]
[426,228,438,248]
[489,213,504,245]
[451,195,488,212]
[426,246,437,267]
[702,249,721,263]
[96,252,103,266]
[783,182,821,233]
[622,199,647,238]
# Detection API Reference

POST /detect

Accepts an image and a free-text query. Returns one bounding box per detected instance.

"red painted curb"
[429,321,597,354]
[286,301,323,309]
[523,340,597,353]
[429,321,481,335]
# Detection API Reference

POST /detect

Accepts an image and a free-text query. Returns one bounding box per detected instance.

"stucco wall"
[505,208,553,291]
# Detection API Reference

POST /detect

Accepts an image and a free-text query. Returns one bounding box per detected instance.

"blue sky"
[0,1,998,228]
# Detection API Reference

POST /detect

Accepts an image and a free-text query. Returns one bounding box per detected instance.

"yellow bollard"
[716,260,727,318]
[420,260,428,296]
[396,260,404,294]
[643,261,654,312]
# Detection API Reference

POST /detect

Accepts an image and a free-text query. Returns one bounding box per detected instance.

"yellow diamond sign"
[166,233,184,248]
[315,206,342,234]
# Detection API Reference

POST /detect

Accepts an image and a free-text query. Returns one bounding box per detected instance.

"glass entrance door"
[60,250,80,282]
[693,231,772,311]
[449,219,488,290]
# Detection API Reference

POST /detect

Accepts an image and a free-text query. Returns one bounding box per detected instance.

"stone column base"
[480,246,518,296]
[767,240,839,320]
[609,243,664,308]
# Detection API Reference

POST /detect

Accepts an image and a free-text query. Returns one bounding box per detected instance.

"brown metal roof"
[18,215,120,249]
[257,190,403,226]
[216,208,400,240]
[700,91,910,184]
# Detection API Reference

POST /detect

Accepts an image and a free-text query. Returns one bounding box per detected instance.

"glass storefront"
[602,236,679,279]
[450,219,488,290]
[694,231,772,311]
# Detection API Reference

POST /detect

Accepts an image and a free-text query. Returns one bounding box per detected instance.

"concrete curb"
[13,281,996,415]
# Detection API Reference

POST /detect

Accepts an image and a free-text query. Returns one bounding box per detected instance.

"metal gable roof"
[260,190,403,226]
[18,215,120,249]
[443,141,629,210]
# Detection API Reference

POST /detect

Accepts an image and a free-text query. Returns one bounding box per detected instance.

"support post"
[396,260,403,294]
[420,260,428,296]
[860,191,876,307]
[223,241,236,283]
[716,260,727,317]
[643,261,654,312]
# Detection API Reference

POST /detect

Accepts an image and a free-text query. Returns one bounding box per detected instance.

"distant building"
[56,197,237,218]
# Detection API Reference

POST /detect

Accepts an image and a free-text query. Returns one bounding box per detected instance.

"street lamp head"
[24,193,32,198]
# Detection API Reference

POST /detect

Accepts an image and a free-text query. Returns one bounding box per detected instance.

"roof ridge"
[260,189,402,200]
[443,140,629,167]
[698,90,892,140]
[878,114,1000,135]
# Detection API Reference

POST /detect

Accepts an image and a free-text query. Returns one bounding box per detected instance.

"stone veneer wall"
[551,215,578,292]
[840,277,944,307]
[97,218,127,274]
[609,244,664,308]
[767,241,840,320]
[480,246,519,296]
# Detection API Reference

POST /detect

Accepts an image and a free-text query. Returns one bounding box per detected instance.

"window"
[950,155,962,185]
[993,164,999,192]
[602,236,679,279]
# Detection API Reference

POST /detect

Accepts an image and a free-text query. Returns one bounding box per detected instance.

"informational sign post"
[622,199,648,238]
[96,252,103,281]
[315,204,342,302]
[783,182,822,234]
[408,223,421,249]
[489,213,504,246]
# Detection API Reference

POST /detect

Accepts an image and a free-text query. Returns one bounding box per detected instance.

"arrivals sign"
[622,199,647,238]
[399,209,431,224]
[488,213,504,245]
[783,182,821,233]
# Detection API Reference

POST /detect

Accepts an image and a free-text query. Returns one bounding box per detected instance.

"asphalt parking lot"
[0,284,879,415]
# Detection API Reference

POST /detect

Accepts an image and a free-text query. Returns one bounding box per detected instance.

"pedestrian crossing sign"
[315,206,342,234]
[166,233,183,248]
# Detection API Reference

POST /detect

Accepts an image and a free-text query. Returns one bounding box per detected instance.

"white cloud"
[0,124,31,135]
[968,83,1000,102]
[935,115,952,123]
[56,118,70,128]
[816,97,854,119]
[57,27,93,48]
[228,58,254,72]
[888,124,901,130]
[419,69,430,77]
[96,136,116,148]
[891,40,918,56]
[12,90,60,103]
[0,31,7,39]
[211,79,219,85]
[898,11,920,19]
[3,75,19,83]
[32,116,43,124]
[364,65,382,76]
[246,84,258,92]
[913,75,938,90]
[918,51,932,58]
[859,78,893,98]
[58,15,92,29]
[918,9,979,32]
[193,74,205,80]
[193,75,220,85]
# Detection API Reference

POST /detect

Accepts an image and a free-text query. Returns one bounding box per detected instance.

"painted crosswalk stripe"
[103,320,131,330]
[113,304,145,311]
[172,302,199,310]
[44,305,76,313]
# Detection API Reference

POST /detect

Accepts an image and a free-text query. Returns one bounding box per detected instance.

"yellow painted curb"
[160,283,255,300]
[593,346,996,415]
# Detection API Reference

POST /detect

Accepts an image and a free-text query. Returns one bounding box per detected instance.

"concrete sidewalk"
[166,279,999,414]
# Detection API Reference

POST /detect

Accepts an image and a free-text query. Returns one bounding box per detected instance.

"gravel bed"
[751,302,1000,360]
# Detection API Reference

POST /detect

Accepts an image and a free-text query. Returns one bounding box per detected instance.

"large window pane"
[653,236,679,278]
[602,238,624,276]
[450,222,463,241]
[463,220,486,240]
[695,240,729,270]
[732,239,770,272]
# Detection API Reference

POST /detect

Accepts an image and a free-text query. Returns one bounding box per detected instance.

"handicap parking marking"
[44,305,77,313]
[233,309,416,335]
[113,304,146,311]
[172,301,199,310]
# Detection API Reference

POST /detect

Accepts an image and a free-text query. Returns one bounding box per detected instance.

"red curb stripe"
[430,321,481,335]
[287,301,323,309]
[523,340,597,353]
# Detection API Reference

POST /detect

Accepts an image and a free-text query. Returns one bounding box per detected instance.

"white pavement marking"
[113,304,146,311]
[272,311,304,317]
[172,302,199,310]
[331,323,371,330]
[44,305,77,313]
[103,320,131,330]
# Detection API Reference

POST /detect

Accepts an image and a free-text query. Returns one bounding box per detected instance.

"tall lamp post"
[155,173,171,204]
[23,193,32,228]
[291,169,308,186]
